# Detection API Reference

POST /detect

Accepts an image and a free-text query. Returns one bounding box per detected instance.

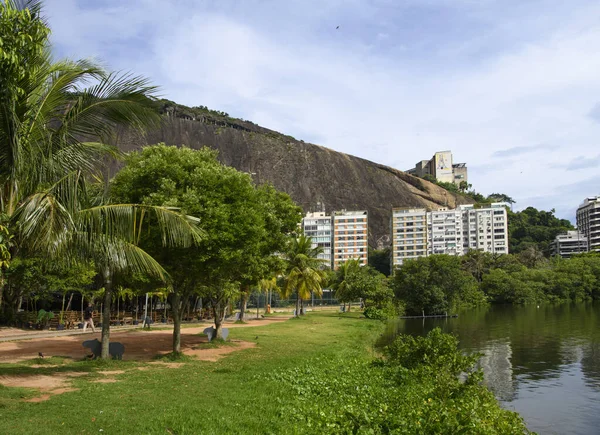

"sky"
[43,0,600,222]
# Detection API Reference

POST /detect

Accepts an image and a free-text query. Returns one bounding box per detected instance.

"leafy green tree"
[481,265,551,304]
[237,184,301,322]
[368,247,391,276]
[458,181,472,193]
[282,235,326,317]
[549,257,596,301]
[392,255,484,315]
[487,193,515,204]
[111,145,301,348]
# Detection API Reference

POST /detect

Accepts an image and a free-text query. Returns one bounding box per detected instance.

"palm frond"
[12,190,74,254]
[72,231,167,280]
[78,204,203,247]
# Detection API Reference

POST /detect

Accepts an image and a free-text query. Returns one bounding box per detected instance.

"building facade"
[459,203,509,255]
[577,196,600,252]
[551,231,588,258]
[391,207,428,268]
[391,204,509,269]
[302,211,333,268]
[406,150,468,187]
[428,208,464,256]
[332,210,368,269]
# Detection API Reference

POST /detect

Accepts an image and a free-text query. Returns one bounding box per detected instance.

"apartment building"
[551,231,588,258]
[428,208,464,256]
[391,208,428,268]
[302,211,333,268]
[459,203,509,255]
[332,210,368,269]
[391,203,509,269]
[577,196,600,252]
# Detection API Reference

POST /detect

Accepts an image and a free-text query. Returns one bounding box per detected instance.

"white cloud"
[44,0,600,221]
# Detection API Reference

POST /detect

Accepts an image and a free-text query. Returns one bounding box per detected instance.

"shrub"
[263,328,530,434]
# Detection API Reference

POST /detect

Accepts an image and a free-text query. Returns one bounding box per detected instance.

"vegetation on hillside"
[508,207,574,254]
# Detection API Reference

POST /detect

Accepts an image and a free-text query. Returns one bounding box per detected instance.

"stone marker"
[203,326,215,342]
[82,338,125,360]
[203,326,229,342]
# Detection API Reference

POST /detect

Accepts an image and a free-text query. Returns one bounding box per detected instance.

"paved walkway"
[0,316,290,343]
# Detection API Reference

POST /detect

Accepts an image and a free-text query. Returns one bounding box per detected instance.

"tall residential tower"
[332,210,368,269]
[577,196,600,252]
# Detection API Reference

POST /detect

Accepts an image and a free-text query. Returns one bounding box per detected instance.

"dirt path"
[0,317,288,363]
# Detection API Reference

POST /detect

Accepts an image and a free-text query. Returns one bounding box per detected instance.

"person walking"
[83,302,96,333]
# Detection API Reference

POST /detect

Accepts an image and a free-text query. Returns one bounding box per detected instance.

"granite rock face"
[114,113,472,246]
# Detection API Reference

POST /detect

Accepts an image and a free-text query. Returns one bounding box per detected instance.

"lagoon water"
[380,303,600,434]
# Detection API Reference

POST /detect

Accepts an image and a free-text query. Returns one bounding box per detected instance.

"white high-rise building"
[459,203,509,255]
[428,208,463,256]
[391,204,509,270]
[577,196,600,252]
[332,210,368,269]
[391,208,428,267]
[302,212,333,268]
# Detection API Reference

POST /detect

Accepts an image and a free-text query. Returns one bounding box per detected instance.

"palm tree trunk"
[101,269,112,359]
[295,292,300,318]
[171,293,182,354]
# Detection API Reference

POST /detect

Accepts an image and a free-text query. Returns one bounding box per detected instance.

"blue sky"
[44,0,600,221]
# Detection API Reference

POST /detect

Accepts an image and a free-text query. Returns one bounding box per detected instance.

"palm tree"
[0,2,202,358]
[282,235,326,318]
[258,276,279,315]
[332,259,361,311]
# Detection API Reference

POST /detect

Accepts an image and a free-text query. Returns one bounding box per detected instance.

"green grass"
[0,312,382,434]
[0,312,528,434]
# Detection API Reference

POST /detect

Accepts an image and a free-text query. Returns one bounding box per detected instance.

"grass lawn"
[0,312,382,434]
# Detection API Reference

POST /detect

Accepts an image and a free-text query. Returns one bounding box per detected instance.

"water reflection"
[380,303,600,435]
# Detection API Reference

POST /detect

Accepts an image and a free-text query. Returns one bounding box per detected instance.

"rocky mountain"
[114,101,473,246]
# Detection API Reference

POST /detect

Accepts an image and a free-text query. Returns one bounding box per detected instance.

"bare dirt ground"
[0,318,287,401]
[0,373,81,402]
[0,317,287,363]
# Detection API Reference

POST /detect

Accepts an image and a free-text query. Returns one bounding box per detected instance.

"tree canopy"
[111,144,301,345]
[508,207,574,254]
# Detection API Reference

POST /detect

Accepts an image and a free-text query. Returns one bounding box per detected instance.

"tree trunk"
[212,299,225,339]
[101,269,112,359]
[295,293,300,318]
[239,284,250,321]
[171,293,182,354]
[300,298,305,315]
[65,293,74,312]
